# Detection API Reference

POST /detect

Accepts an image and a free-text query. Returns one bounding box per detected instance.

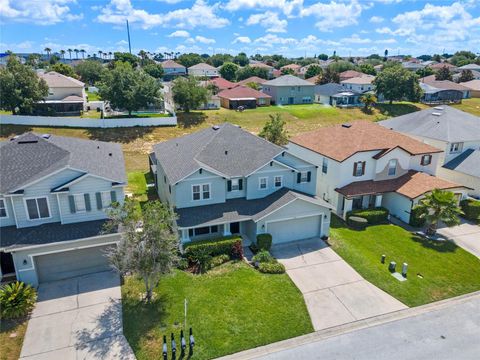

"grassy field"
[453,97,480,116]
[0,318,28,360]
[329,216,480,307]
[86,91,101,101]
[1,100,476,173]
[122,262,313,360]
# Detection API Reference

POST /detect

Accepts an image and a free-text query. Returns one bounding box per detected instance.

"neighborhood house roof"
[263,75,314,87]
[210,77,236,90]
[161,59,185,69]
[217,86,270,100]
[289,120,441,162]
[458,64,480,71]
[280,64,301,70]
[236,76,268,86]
[250,63,273,69]
[305,75,321,84]
[0,133,126,194]
[341,75,375,85]
[39,71,84,88]
[420,75,470,92]
[188,62,217,70]
[443,149,480,178]
[430,63,456,69]
[379,106,480,143]
[461,79,480,91]
[339,70,364,80]
[152,123,283,184]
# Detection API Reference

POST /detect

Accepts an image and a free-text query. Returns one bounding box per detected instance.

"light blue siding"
[0,197,16,227]
[225,178,246,199]
[246,162,294,200]
[155,162,174,206]
[174,169,226,209]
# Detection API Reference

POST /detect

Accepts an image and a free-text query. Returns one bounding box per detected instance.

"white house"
[188,63,219,78]
[341,75,375,93]
[287,121,469,224]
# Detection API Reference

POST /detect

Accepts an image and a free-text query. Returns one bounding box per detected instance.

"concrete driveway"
[437,221,480,259]
[20,271,135,360]
[272,238,407,331]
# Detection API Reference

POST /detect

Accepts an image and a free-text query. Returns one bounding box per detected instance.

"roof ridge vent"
[41,134,51,139]
[342,123,352,128]
[433,106,444,110]
[432,112,442,116]
[212,125,220,130]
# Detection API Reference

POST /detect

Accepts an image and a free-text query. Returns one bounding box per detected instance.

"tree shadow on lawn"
[377,103,422,117]
[177,112,207,128]
[0,124,34,138]
[86,126,156,143]
[410,234,458,253]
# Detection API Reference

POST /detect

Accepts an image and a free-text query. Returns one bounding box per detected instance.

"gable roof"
[443,149,480,178]
[341,75,375,85]
[39,71,84,88]
[339,70,364,80]
[280,64,301,70]
[217,86,271,100]
[263,75,314,87]
[210,77,236,90]
[188,62,217,70]
[420,75,470,91]
[305,75,321,84]
[289,120,441,162]
[430,62,456,69]
[250,63,273,69]
[0,133,126,194]
[161,59,185,69]
[152,123,284,184]
[378,106,480,143]
[236,76,268,86]
[460,79,480,91]
[458,63,480,71]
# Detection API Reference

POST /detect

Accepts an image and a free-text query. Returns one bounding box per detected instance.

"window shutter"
[307,171,312,182]
[96,192,103,209]
[362,162,366,175]
[239,179,243,190]
[353,162,358,176]
[68,195,76,213]
[84,193,91,211]
[297,173,301,183]
[227,180,232,192]
[110,190,117,203]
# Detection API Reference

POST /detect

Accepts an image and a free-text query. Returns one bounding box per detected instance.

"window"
[322,158,328,174]
[25,197,50,220]
[188,225,219,237]
[231,179,240,191]
[192,184,210,200]
[101,191,112,208]
[450,142,463,153]
[388,159,397,176]
[0,199,7,218]
[300,171,309,183]
[421,154,432,166]
[274,176,282,188]
[73,194,86,212]
[259,177,268,190]
[353,161,365,177]
[202,184,210,199]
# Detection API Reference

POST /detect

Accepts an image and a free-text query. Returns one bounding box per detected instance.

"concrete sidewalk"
[20,271,135,360]
[437,220,480,258]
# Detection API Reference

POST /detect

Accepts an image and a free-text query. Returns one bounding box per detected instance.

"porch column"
[375,194,383,207]
[343,199,353,219]
[223,223,231,236]
[181,229,190,242]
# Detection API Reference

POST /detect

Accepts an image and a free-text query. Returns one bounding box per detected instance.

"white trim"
[264,213,323,237]
[52,172,125,191]
[244,156,290,177]
[177,218,252,230]
[55,193,64,224]
[174,166,228,185]
[255,198,296,222]
[23,196,52,221]
[299,171,309,183]
[272,159,299,172]
[73,193,87,213]
[10,197,19,227]
[0,198,8,219]
[191,183,211,201]
[100,190,112,208]
[8,166,69,193]
[258,177,268,190]
[51,173,89,191]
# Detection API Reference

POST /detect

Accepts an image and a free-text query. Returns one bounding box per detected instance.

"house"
[188,63,219,78]
[379,106,480,198]
[458,63,480,71]
[149,123,333,245]
[249,62,274,78]
[161,59,186,80]
[314,83,361,107]
[209,77,236,92]
[236,76,268,89]
[430,62,457,71]
[287,121,468,224]
[217,86,271,109]
[305,75,321,84]
[262,75,314,105]
[37,71,86,115]
[461,79,480,97]
[420,75,470,101]
[341,75,375,93]
[339,70,364,82]
[0,133,126,286]
[197,95,221,110]
[402,62,426,71]
[453,70,480,83]
[298,64,318,78]
[280,64,301,74]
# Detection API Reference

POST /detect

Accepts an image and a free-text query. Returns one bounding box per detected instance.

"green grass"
[0,318,28,360]
[329,216,480,307]
[453,97,480,116]
[86,91,101,101]
[122,262,313,360]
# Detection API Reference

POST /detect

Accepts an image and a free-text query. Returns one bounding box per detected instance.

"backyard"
[0,318,28,360]
[122,262,313,360]
[329,216,480,307]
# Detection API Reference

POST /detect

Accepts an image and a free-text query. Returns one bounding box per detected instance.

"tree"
[244,82,260,90]
[318,53,328,61]
[317,67,340,84]
[219,62,239,81]
[171,76,208,112]
[259,114,288,145]
[235,65,269,81]
[49,63,77,78]
[142,63,164,79]
[432,54,442,62]
[67,48,73,60]
[415,189,463,236]
[25,54,41,67]
[80,49,86,59]
[373,66,422,104]
[457,70,474,83]
[74,49,79,59]
[177,53,203,68]
[359,93,377,113]
[305,65,322,79]
[383,49,388,61]
[60,50,66,59]
[327,60,354,73]
[113,52,139,67]
[0,56,48,114]
[75,59,105,85]
[233,52,249,66]
[416,67,434,77]
[359,64,376,76]
[435,66,452,81]
[105,200,179,302]
[98,62,162,115]
[207,53,233,68]
[44,47,51,59]
[281,67,295,75]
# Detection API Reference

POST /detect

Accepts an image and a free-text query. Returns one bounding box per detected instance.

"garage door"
[35,245,113,283]
[266,215,321,244]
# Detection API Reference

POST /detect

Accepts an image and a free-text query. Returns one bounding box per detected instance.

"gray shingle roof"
[443,149,480,178]
[0,220,119,251]
[176,188,333,228]
[314,83,359,96]
[263,75,314,87]
[0,133,126,194]
[378,106,480,143]
[152,123,284,184]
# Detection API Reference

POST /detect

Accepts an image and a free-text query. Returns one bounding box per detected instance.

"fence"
[0,114,177,128]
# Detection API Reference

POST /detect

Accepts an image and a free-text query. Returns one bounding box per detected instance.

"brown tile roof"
[341,75,375,85]
[339,70,364,81]
[420,75,470,91]
[281,64,301,71]
[336,170,465,199]
[217,86,271,100]
[161,59,185,69]
[250,63,273,69]
[210,77,236,90]
[236,76,268,86]
[305,75,321,84]
[39,71,84,88]
[289,120,442,162]
[430,62,456,69]
[461,79,480,91]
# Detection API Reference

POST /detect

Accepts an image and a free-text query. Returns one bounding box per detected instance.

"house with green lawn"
[262,75,315,105]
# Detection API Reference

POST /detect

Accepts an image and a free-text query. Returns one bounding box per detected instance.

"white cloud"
[233,36,251,44]
[254,34,296,47]
[375,38,397,44]
[0,41,34,52]
[224,0,303,16]
[300,0,363,31]
[168,30,190,38]
[116,40,128,45]
[192,35,216,44]
[369,16,384,23]
[341,34,371,44]
[246,11,287,33]
[0,0,83,25]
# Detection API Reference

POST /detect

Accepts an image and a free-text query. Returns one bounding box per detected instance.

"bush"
[256,234,272,251]
[409,205,426,227]
[177,258,189,270]
[252,250,274,263]
[258,262,286,274]
[184,236,242,259]
[210,254,230,268]
[0,282,37,319]
[460,199,480,221]
[231,240,244,259]
[347,216,368,230]
[346,207,389,224]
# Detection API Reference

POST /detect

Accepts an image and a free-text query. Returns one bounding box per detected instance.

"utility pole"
[126,20,132,54]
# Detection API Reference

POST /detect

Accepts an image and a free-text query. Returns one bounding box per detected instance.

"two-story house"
[380,106,480,198]
[340,75,375,93]
[0,133,126,286]
[287,121,469,224]
[262,75,314,105]
[161,59,187,81]
[149,123,333,245]
[188,63,219,78]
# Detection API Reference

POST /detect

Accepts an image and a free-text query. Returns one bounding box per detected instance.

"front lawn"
[122,262,313,360]
[329,216,480,307]
[0,318,28,360]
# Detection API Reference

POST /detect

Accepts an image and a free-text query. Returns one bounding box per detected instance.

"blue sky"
[1,0,479,58]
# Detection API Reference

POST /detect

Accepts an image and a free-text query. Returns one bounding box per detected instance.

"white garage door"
[35,245,113,283]
[267,215,321,244]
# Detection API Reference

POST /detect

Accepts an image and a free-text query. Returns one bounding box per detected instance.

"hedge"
[184,236,242,259]
[256,234,272,251]
[258,262,286,274]
[409,205,426,227]
[346,207,389,224]
[460,199,480,221]
[347,216,368,230]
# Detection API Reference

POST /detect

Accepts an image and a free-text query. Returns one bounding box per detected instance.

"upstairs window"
[0,199,7,218]
[101,191,112,208]
[298,171,311,183]
[322,158,328,174]
[421,154,432,166]
[353,161,366,177]
[274,176,282,188]
[25,197,50,220]
[388,159,397,176]
[192,184,210,200]
[450,142,463,153]
[73,194,86,213]
[259,177,268,190]
[231,179,240,191]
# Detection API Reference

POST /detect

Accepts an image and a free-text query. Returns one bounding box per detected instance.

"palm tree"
[416,189,463,236]
[67,48,73,60]
[60,50,66,60]
[359,93,377,112]
[74,49,79,59]
[98,50,103,60]
[80,49,86,59]
[108,51,112,60]
[44,47,52,59]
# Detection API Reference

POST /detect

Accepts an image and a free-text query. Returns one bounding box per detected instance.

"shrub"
[258,262,286,274]
[210,254,230,268]
[0,282,37,319]
[192,247,212,274]
[409,205,426,227]
[252,250,274,263]
[177,258,189,270]
[460,199,480,221]
[184,236,242,259]
[231,240,244,259]
[346,207,389,224]
[256,233,272,251]
[347,216,368,230]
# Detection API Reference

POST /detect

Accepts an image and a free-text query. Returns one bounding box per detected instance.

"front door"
[0,251,15,275]
[230,222,240,234]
